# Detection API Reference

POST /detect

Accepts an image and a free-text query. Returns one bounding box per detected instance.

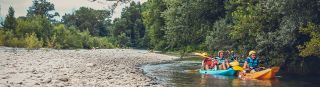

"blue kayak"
[199,68,236,76]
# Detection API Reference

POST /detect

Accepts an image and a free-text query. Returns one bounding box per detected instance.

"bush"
[79,30,92,49]
[8,37,25,47]
[93,37,114,49]
[0,30,5,46]
[63,33,82,49]
[47,34,57,48]
[25,33,43,49]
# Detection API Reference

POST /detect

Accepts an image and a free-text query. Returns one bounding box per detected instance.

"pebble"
[86,63,96,67]
[58,78,69,82]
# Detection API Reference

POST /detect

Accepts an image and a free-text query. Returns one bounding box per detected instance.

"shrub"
[94,37,114,49]
[25,33,43,49]
[8,37,25,47]
[0,30,5,46]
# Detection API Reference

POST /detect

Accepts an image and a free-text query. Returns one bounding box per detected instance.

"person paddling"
[201,53,214,70]
[215,50,229,70]
[242,50,259,73]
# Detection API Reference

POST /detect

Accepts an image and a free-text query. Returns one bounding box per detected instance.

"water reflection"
[142,59,317,87]
[232,79,277,87]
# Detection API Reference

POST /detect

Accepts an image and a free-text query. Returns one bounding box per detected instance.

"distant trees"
[0,0,114,49]
[62,7,112,36]
[27,0,59,21]
[160,0,225,56]
[3,6,17,31]
[111,1,146,48]
[142,0,166,50]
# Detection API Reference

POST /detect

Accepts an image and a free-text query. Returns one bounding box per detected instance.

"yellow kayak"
[240,67,280,80]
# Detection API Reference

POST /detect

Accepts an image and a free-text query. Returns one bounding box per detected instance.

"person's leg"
[225,60,230,68]
[205,65,209,70]
[218,65,222,70]
[222,62,226,70]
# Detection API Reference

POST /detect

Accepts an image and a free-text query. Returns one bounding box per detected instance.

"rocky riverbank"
[0,48,178,87]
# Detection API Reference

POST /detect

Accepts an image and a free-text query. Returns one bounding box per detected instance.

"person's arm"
[243,58,249,69]
[201,60,205,67]
[243,61,248,69]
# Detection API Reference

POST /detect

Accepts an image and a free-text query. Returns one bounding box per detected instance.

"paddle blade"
[229,61,240,66]
[194,52,208,58]
[232,66,244,71]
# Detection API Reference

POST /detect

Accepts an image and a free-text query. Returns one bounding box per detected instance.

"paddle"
[232,66,244,71]
[229,61,244,71]
[194,52,209,58]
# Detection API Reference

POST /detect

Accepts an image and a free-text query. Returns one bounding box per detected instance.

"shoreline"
[0,48,178,87]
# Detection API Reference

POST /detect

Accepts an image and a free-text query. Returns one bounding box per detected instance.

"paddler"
[242,50,260,73]
[216,50,230,70]
[201,53,216,70]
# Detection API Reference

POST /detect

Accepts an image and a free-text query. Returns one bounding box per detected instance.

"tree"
[298,22,320,57]
[62,7,111,36]
[162,0,225,57]
[111,1,146,48]
[142,0,167,50]
[27,0,59,21]
[3,6,17,31]
[15,16,53,43]
[206,19,235,50]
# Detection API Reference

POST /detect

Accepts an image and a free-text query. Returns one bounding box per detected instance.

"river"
[141,58,318,87]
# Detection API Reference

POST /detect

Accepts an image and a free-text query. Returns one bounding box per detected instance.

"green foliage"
[7,37,25,47]
[50,24,114,49]
[62,7,111,36]
[15,15,53,43]
[91,37,115,49]
[25,32,43,49]
[162,0,225,53]
[298,23,320,57]
[206,19,235,50]
[142,0,166,50]
[27,0,59,21]
[116,33,130,48]
[47,34,57,48]
[111,1,146,48]
[0,30,5,46]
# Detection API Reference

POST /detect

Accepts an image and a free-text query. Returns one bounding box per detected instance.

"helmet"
[248,50,256,56]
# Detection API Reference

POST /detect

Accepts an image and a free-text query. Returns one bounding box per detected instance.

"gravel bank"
[0,48,178,87]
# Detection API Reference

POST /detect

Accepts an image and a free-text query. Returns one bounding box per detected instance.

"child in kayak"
[201,53,218,70]
[242,50,259,73]
[216,50,230,70]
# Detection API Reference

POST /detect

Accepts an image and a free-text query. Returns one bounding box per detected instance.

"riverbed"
[0,47,178,87]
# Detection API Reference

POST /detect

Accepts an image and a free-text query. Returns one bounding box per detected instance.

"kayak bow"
[239,67,280,80]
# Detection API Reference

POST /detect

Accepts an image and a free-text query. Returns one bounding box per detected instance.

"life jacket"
[229,53,237,61]
[246,57,259,69]
[204,58,213,66]
[215,56,225,64]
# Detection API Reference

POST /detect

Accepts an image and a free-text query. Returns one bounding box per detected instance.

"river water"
[141,58,318,87]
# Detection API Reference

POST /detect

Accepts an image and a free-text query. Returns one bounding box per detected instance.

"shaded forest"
[1,0,320,75]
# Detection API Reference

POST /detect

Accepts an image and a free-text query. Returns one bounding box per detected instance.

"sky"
[0,0,147,21]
